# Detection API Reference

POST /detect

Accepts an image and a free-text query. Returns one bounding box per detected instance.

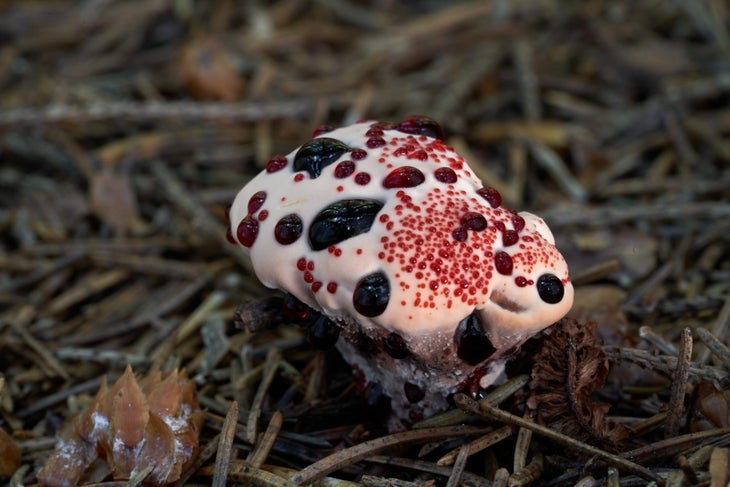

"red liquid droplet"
[274,214,303,245]
[494,251,513,275]
[515,276,528,287]
[334,160,355,178]
[503,229,519,246]
[365,127,384,137]
[452,227,468,242]
[396,115,444,140]
[407,150,428,161]
[512,215,526,232]
[370,121,396,131]
[367,136,386,148]
[351,149,367,160]
[477,187,501,208]
[265,155,287,173]
[312,125,333,137]
[236,216,259,247]
[248,191,267,214]
[355,172,371,185]
[434,167,457,183]
[460,212,487,231]
[382,166,425,189]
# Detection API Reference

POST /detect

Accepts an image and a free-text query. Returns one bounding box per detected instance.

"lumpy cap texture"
[230,120,573,344]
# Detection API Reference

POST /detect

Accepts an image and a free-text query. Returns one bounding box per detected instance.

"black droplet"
[455,314,496,365]
[307,315,341,350]
[404,382,425,403]
[283,294,317,326]
[384,332,410,359]
[537,273,564,304]
[396,115,445,140]
[274,214,303,245]
[309,199,383,251]
[353,272,390,317]
[293,137,351,178]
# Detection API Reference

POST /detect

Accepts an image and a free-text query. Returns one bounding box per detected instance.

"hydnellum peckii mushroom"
[228,116,574,428]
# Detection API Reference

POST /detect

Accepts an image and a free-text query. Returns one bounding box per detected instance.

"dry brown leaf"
[178,34,243,101]
[38,365,202,486]
[109,366,149,449]
[89,168,140,236]
[0,427,21,477]
[528,319,632,451]
[690,382,730,432]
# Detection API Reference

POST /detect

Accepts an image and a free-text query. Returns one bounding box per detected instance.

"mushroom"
[229,116,574,427]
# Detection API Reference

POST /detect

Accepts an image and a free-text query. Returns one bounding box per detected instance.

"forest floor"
[1,1,729,486]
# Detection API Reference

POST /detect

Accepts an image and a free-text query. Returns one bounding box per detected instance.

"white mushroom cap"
[229,118,574,427]
[230,120,573,340]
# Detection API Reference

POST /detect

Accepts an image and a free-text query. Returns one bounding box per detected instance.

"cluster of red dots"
[296,257,339,294]
[228,190,268,247]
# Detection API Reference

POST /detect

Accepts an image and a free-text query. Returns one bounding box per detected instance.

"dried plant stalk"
[528,319,632,451]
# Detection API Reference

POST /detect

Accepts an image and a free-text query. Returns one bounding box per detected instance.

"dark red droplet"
[461,212,487,231]
[274,214,303,245]
[404,382,425,403]
[494,221,506,233]
[370,121,396,131]
[248,191,267,214]
[351,149,367,160]
[367,136,386,148]
[503,229,519,246]
[515,276,528,287]
[396,115,445,140]
[312,125,334,137]
[494,251,513,275]
[327,282,338,293]
[365,127,384,137]
[236,216,259,247]
[334,160,355,178]
[258,210,269,221]
[311,281,322,292]
[382,166,425,189]
[265,155,287,173]
[477,187,501,208]
[407,150,428,161]
[434,167,457,183]
[512,215,526,232]
[355,172,371,185]
[297,258,307,271]
[452,227,468,242]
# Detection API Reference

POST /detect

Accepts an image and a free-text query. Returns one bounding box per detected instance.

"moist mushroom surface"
[229,116,574,427]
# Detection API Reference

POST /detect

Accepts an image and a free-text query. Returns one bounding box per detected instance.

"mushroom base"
[335,333,507,431]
